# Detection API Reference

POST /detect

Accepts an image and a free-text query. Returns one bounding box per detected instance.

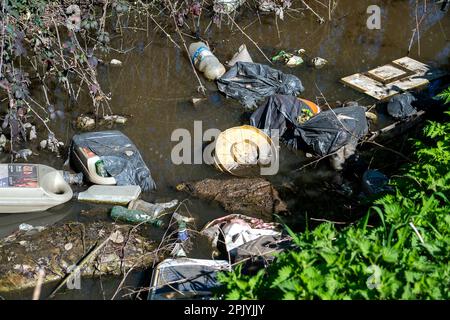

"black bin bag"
[70,130,156,191]
[251,96,368,156]
[250,94,313,150]
[217,62,304,109]
[387,92,418,120]
[298,106,369,156]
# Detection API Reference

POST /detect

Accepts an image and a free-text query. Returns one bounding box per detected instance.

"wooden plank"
[392,56,429,73]
[367,64,408,83]
[392,56,447,80]
[342,57,447,101]
[388,75,429,92]
[367,110,426,142]
[340,73,399,100]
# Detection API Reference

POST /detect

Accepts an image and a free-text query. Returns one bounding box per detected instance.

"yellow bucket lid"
[213,125,276,176]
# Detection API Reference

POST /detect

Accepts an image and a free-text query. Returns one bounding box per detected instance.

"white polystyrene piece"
[77,185,141,205]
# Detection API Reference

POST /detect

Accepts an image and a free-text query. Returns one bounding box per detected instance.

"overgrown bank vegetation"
[218,93,450,300]
[0,0,300,157]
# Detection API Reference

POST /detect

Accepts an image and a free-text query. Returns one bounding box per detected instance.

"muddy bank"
[0,220,160,293]
[176,178,288,220]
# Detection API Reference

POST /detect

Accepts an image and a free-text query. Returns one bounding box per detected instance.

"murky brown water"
[1,0,449,299]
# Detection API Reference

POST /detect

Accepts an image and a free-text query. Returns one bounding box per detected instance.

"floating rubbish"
[201,214,281,259]
[0,164,73,213]
[76,115,127,130]
[272,50,304,67]
[213,125,277,177]
[311,57,328,69]
[18,223,45,232]
[213,0,246,14]
[341,56,448,100]
[76,115,96,130]
[76,185,141,205]
[62,171,84,186]
[110,59,123,66]
[128,199,178,219]
[70,131,156,191]
[110,205,164,227]
[191,97,206,105]
[71,144,116,185]
[102,115,127,124]
[29,126,37,140]
[14,149,33,161]
[217,62,304,109]
[362,170,392,195]
[365,111,378,122]
[0,134,6,152]
[39,134,64,153]
[172,212,193,242]
[250,95,320,148]
[286,55,304,67]
[147,258,230,300]
[227,44,253,67]
[110,230,124,244]
[387,92,418,120]
[189,42,226,81]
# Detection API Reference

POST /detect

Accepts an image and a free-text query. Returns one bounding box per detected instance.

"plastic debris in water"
[311,57,328,69]
[110,59,123,66]
[110,205,164,228]
[14,149,33,160]
[271,50,304,67]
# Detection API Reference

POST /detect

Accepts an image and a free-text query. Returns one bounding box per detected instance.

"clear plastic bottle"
[189,42,226,81]
[128,199,178,219]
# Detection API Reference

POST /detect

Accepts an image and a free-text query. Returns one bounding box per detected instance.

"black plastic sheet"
[387,92,418,119]
[217,62,304,109]
[251,96,368,156]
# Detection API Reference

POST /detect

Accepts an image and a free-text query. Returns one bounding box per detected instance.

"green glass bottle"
[111,206,164,228]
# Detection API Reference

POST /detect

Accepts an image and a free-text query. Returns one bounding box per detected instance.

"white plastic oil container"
[72,146,117,185]
[0,164,73,213]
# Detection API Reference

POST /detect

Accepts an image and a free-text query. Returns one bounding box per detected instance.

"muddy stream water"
[1,0,449,299]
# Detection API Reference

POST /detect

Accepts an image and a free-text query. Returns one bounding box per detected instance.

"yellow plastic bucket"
[213,125,276,177]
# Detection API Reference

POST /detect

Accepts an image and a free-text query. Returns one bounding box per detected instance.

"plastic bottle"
[110,206,164,228]
[173,212,192,241]
[128,199,178,219]
[177,220,189,242]
[189,42,226,81]
[0,164,73,213]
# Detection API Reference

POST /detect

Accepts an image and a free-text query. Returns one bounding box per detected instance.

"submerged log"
[176,178,288,220]
[0,220,160,293]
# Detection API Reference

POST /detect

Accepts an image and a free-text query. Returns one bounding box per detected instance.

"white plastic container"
[189,42,226,80]
[227,44,253,67]
[0,164,73,213]
[72,146,117,185]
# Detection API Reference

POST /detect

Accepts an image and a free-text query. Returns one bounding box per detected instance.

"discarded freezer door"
[148,258,230,300]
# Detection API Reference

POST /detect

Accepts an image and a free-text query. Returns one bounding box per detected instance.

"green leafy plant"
[218,90,450,300]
